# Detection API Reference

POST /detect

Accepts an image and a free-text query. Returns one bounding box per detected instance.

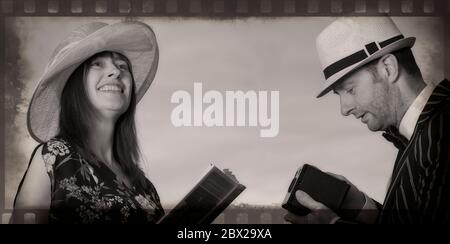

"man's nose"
[340,97,354,117]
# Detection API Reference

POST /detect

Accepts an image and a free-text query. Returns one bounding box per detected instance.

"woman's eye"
[90,61,101,67]
[116,62,129,70]
[118,64,128,70]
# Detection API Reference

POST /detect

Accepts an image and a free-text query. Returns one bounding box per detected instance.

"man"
[285,17,450,224]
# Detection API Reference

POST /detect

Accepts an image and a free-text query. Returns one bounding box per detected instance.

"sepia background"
[4,16,444,211]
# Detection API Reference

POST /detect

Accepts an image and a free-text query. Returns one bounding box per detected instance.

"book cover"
[158,165,246,224]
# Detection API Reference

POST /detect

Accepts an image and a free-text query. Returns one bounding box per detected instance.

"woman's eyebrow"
[89,57,102,64]
[114,57,128,63]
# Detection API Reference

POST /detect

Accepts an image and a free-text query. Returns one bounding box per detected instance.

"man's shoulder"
[426,81,450,121]
[420,100,450,139]
[433,96,450,118]
[443,98,450,112]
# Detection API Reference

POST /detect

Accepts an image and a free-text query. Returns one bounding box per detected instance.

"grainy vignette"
[0,0,449,224]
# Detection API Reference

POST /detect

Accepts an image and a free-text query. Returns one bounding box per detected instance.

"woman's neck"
[87,117,116,166]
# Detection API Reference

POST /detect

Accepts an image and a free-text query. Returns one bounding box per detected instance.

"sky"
[4,16,444,208]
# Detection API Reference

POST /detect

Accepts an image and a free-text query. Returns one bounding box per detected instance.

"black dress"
[41,137,164,224]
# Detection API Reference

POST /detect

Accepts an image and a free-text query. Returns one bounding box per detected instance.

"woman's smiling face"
[84,52,133,119]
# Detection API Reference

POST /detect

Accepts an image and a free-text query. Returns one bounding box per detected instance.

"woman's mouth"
[98,84,124,93]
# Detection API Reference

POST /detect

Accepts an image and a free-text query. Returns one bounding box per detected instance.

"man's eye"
[346,88,354,94]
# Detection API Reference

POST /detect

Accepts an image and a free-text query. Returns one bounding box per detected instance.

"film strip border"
[0,0,449,16]
[1,0,450,224]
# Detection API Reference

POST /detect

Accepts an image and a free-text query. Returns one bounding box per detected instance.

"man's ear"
[378,54,399,84]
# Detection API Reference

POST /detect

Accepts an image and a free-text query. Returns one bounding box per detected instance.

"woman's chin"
[96,106,128,118]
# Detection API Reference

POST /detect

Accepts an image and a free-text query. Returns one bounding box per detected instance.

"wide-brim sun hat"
[315,16,415,98]
[27,21,159,143]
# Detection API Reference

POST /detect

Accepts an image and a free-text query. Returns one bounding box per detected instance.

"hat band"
[323,35,404,80]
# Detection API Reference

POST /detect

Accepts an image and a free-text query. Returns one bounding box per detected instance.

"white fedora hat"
[27,21,159,143]
[316,17,415,98]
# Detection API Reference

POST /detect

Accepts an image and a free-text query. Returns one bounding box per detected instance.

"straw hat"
[315,17,415,98]
[27,21,159,143]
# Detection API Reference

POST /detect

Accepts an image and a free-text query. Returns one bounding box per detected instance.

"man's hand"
[326,173,366,211]
[284,190,340,224]
[327,172,379,223]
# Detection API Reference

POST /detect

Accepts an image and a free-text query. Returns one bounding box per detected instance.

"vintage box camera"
[282,164,350,216]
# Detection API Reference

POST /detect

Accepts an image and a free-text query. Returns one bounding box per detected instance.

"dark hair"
[58,51,148,192]
[364,48,422,77]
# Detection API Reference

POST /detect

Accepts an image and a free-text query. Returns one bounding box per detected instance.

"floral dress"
[42,137,164,224]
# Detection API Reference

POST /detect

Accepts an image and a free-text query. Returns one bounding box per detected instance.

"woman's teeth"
[98,85,123,93]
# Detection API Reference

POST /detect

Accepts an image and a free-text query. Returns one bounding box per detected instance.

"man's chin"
[366,122,383,132]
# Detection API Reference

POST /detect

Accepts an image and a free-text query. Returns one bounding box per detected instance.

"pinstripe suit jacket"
[378,79,450,224]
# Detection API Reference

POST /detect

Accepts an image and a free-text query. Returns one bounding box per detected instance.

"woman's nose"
[107,65,120,78]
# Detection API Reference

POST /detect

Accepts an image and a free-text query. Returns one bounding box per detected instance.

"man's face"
[333,66,395,132]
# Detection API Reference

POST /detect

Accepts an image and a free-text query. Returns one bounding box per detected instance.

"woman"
[13,21,164,223]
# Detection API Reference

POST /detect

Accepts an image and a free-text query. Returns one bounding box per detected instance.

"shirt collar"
[398,83,436,140]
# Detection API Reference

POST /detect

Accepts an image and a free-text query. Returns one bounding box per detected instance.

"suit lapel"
[382,79,450,211]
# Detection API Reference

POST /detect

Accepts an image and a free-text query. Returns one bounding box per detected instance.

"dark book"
[158,165,246,224]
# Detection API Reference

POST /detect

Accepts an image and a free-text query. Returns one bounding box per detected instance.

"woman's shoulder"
[40,137,77,169]
[40,137,94,182]
[42,137,73,157]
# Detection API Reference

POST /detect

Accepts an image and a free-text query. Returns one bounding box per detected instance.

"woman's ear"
[378,54,399,84]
